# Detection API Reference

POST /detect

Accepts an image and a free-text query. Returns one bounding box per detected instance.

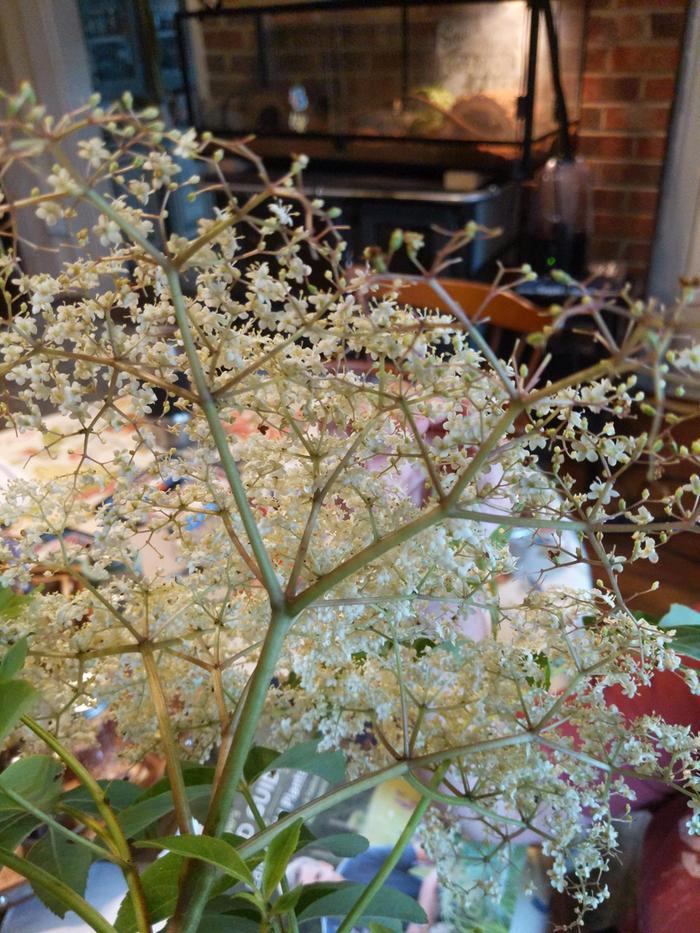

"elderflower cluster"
[1,89,700,916]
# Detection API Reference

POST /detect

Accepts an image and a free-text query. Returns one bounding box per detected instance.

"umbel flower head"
[1,83,700,923]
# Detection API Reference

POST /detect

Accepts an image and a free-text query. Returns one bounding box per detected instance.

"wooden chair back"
[384,277,543,335]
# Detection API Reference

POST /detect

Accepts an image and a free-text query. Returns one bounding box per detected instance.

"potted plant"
[1,85,699,931]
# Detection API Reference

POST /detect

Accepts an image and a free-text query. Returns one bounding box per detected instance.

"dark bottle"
[527,156,592,279]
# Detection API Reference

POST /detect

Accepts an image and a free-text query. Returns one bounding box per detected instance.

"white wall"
[0,0,95,275]
[648,0,700,305]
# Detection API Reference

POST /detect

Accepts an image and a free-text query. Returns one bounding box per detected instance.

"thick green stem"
[336,764,448,933]
[168,610,291,932]
[21,716,150,933]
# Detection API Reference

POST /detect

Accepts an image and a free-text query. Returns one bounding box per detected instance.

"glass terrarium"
[176,0,586,176]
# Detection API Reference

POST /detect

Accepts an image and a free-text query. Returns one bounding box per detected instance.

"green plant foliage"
[659,603,700,660]
[136,834,255,888]
[261,818,302,900]
[114,852,184,933]
[26,829,92,918]
[295,881,427,925]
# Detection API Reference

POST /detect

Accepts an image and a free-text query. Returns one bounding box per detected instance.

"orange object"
[384,277,543,335]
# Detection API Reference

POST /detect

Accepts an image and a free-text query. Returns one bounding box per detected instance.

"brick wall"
[579,0,688,287]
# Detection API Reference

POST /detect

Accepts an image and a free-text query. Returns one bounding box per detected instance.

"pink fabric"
[629,793,700,932]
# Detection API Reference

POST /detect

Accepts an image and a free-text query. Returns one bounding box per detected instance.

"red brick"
[593,162,662,186]
[635,136,668,158]
[626,265,648,288]
[595,214,656,238]
[581,107,603,130]
[203,27,255,52]
[588,237,624,262]
[580,134,634,158]
[623,242,653,264]
[643,76,676,101]
[593,188,629,211]
[616,0,685,7]
[585,48,610,73]
[651,12,686,39]
[611,45,680,73]
[633,190,659,213]
[603,104,671,132]
[582,75,642,104]
[589,12,649,44]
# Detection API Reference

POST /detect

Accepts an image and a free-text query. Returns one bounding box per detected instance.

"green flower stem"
[0,784,119,863]
[21,716,150,933]
[237,731,535,859]
[165,266,285,609]
[0,845,118,933]
[290,406,520,616]
[427,277,520,401]
[336,763,448,933]
[403,772,526,827]
[169,609,292,932]
[140,644,193,835]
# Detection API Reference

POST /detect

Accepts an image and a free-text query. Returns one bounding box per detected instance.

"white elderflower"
[3,95,700,930]
[128,178,152,204]
[35,200,63,226]
[78,135,110,168]
[28,273,60,312]
[172,127,198,160]
[93,212,122,246]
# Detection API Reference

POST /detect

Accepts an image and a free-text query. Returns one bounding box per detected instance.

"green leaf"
[196,915,261,933]
[659,604,700,659]
[369,923,401,933]
[118,783,212,837]
[271,886,304,915]
[136,834,255,888]
[297,881,426,924]
[301,832,369,858]
[196,894,264,930]
[116,853,237,933]
[115,852,183,933]
[270,740,346,783]
[26,829,92,918]
[0,755,63,812]
[663,627,700,660]
[527,652,551,690]
[61,779,142,817]
[660,604,700,630]
[285,880,342,915]
[0,679,36,744]
[0,845,111,933]
[0,812,41,850]
[0,637,28,682]
[244,739,346,786]
[262,818,302,900]
[243,746,279,785]
[0,587,32,621]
